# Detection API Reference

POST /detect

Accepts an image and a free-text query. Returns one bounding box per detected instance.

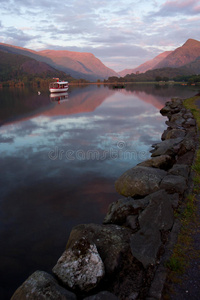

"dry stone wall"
[11,98,198,300]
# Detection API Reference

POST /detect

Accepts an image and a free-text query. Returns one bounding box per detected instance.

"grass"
[163,95,200,297]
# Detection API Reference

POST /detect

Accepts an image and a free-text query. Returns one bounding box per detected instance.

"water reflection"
[50,92,69,103]
[0,84,198,299]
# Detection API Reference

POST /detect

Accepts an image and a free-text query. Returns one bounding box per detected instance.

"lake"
[0,83,198,299]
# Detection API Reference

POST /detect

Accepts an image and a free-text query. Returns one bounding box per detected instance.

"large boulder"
[115,166,167,197]
[178,136,196,155]
[184,118,196,127]
[150,137,183,157]
[53,238,105,292]
[160,98,183,116]
[168,164,190,179]
[160,174,187,195]
[138,155,174,170]
[138,190,174,231]
[103,197,149,225]
[169,112,185,127]
[130,227,162,268]
[64,223,131,274]
[11,271,76,300]
[165,128,186,140]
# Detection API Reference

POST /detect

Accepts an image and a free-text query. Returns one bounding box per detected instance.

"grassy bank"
[163,95,200,297]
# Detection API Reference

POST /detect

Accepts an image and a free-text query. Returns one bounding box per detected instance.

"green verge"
[163,95,200,297]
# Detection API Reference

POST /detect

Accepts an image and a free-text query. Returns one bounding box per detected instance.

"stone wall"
[11,98,198,300]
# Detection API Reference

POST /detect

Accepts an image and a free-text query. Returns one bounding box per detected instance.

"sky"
[0,0,200,72]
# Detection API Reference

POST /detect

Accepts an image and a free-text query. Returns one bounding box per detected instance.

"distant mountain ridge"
[0,43,118,81]
[119,39,200,77]
[118,51,172,77]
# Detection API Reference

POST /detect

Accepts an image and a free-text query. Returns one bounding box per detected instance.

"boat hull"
[49,87,68,93]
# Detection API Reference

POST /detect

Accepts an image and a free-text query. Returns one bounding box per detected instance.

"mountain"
[118,51,172,76]
[0,43,118,81]
[119,38,200,78]
[39,50,119,80]
[0,50,67,81]
[153,39,200,69]
[182,56,200,74]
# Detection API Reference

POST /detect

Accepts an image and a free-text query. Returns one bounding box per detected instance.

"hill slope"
[153,39,200,69]
[0,50,68,81]
[119,51,172,76]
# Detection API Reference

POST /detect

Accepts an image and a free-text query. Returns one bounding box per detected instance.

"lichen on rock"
[52,238,105,292]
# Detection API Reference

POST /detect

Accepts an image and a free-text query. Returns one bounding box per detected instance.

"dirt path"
[168,195,200,299]
[164,97,200,300]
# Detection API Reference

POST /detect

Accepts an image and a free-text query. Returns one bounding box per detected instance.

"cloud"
[150,0,200,17]
[0,25,39,47]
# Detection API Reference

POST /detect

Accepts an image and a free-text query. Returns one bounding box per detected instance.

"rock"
[125,215,139,231]
[178,137,196,155]
[160,174,187,195]
[183,111,193,119]
[53,238,105,292]
[170,98,183,108]
[130,227,162,268]
[138,155,174,170]
[185,127,197,139]
[176,151,195,165]
[83,291,119,300]
[160,99,183,116]
[115,166,167,197]
[150,137,183,157]
[165,120,184,129]
[11,270,76,300]
[160,105,172,116]
[103,197,149,225]
[138,190,174,231]
[165,128,186,140]
[169,112,185,126]
[65,223,131,274]
[184,118,196,127]
[161,128,171,140]
[168,164,190,179]
[169,193,180,209]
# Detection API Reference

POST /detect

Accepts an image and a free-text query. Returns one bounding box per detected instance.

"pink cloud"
[156,0,200,16]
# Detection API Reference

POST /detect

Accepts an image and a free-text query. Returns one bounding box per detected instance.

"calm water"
[0,84,198,299]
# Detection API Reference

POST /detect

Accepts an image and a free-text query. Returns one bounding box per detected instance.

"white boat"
[49,78,69,93]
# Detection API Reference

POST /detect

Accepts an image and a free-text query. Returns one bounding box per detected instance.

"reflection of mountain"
[120,84,197,109]
[0,86,115,126]
[45,88,114,117]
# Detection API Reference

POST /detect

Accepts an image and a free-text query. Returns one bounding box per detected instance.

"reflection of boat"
[49,78,68,93]
[50,92,69,103]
